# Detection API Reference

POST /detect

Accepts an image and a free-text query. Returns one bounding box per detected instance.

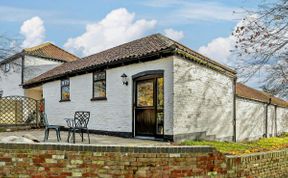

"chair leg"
[56,129,60,142]
[67,129,71,143]
[73,129,76,143]
[46,129,50,141]
[58,129,62,141]
[87,129,90,144]
[81,130,84,142]
[44,128,48,142]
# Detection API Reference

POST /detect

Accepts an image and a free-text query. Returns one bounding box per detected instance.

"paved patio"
[0,129,171,146]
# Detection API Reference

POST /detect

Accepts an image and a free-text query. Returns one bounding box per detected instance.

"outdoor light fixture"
[121,73,128,86]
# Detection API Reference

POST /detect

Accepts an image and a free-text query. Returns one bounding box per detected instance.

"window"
[92,71,106,100]
[60,79,70,101]
[4,63,10,73]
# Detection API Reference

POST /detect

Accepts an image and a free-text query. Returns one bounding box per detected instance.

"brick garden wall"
[0,143,287,177]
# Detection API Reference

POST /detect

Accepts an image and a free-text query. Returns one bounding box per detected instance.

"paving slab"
[0,129,171,146]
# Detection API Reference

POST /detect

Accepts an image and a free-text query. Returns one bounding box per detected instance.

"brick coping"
[0,142,215,153]
[226,148,288,158]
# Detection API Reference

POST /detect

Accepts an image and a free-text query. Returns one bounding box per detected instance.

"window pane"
[157,77,164,109]
[61,79,69,86]
[61,86,70,100]
[94,80,106,97]
[94,72,105,81]
[137,80,154,107]
[157,112,164,135]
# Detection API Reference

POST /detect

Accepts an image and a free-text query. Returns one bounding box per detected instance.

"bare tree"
[0,35,19,62]
[233,0,288,99]
[0,35,21,79]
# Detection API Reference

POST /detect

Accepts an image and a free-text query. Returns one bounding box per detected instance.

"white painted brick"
[43,57,174,135]
[172,56,234,140]
[236,98,266,141]
[0,56,62,97]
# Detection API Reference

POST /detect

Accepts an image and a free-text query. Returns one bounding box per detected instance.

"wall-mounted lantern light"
[121,73,128,86]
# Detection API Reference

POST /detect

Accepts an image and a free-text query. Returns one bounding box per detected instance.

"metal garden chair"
[65,111,90,144]
[43,113,63,142]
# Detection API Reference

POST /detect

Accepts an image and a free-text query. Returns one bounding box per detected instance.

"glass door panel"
[136,80,154,107]
[156,77,164,136]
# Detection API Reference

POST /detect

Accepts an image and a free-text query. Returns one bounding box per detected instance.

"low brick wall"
[0,143,287,177]
[226,150,288,177]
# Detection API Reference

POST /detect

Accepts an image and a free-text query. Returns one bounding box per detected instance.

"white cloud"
[64,8,157,56]
[197,18,250,66]
[198,36,235,65]
[20,16,45,48]
[164,28,184,41]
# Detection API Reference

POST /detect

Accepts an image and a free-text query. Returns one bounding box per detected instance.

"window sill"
[59,99,71,102]
[91,97,107,101]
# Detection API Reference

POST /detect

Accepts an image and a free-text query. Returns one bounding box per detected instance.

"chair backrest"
[43,113,49,126]
[74,111,90,128]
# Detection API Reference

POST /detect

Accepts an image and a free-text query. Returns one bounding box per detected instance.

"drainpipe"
[233,77,237,142]
[275,105,278,136]
[21,52,25,85]
[265,98,272,138]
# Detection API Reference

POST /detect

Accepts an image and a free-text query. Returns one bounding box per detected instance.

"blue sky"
[0,0,262,64]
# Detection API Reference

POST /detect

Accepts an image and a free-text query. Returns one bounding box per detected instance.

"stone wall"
[0,143,288,177]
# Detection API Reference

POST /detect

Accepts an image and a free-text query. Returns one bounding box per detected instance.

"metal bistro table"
[64,118,75,143]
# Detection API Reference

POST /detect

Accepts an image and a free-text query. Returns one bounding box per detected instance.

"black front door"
[134,76,164,137]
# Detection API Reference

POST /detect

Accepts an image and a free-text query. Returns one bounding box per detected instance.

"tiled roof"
[236,83,288,108]
[0,42,79,64]
[23,33,236,87]
[23,42,79,62]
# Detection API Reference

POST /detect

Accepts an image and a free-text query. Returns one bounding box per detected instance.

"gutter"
[275,105,277,136]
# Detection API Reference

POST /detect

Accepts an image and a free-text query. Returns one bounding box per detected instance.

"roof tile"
[24,42,79,62]
[23,33,235,86]
[236,83,288,107]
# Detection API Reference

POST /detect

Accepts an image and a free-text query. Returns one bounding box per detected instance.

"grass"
[182,133,288,155]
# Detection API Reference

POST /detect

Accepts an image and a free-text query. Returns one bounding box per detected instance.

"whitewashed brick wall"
[24,56,62,82]
[0,56,62,98]
[172,56,234,141]
[43,57,174,134]
[277,107,288,134]
[236,98,266,141]
[0,58,24,96]
[236,98,288,141]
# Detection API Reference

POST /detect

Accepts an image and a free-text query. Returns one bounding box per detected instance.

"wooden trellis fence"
[0,96,44,128]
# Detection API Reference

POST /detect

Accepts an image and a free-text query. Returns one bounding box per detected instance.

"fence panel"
[0,96,43,128]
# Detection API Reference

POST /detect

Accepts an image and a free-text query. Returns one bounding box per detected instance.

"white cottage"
[0,42,79,99]
[23,34,288,142]
[23,34,236,141]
